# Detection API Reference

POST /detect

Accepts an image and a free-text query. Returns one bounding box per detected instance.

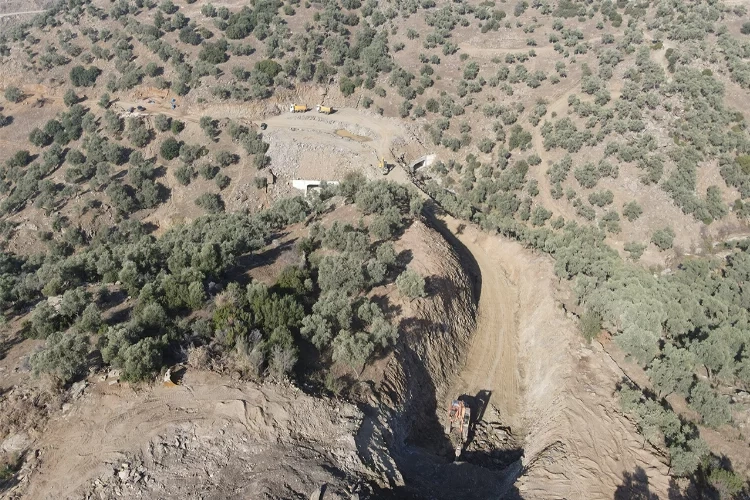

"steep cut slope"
[440,216,671,499]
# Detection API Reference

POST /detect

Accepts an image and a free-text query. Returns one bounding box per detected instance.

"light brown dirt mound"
[6,372,380,499]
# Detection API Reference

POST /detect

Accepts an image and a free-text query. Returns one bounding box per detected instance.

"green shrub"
[171,120,185,134]
[30,330,90,383]
[340,77,356,96]
[120,337,164,381]
[574,162,600,189]
[588,190,614,207]
[622,201,643,221]
[154,114,171,132]
[69,65,101,87]
[160,137,182,160]
[624,241,646,261]
[396,268,426,299]
[255,59,282,78]
[580,310,601,342]
[508,125,532,150]
[63,89,79,107]
[175,165,194,185]
[215,173,230,190]
[195,193,224,213]
[332,330,374,368]
[4,86,23,103]
[688,380,731,428]
[651,227,675,251]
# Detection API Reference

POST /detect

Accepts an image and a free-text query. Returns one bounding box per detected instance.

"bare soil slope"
[6,372,375,500]
[438,215,672,499]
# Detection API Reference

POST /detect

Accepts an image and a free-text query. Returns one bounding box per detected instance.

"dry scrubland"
[1,0,750,498]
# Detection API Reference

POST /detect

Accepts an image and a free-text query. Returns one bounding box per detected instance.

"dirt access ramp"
[8,372,381,499]
[436,216,671,498]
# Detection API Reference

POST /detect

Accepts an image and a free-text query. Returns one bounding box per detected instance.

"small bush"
[624,241,646,261]
[580,310,601,342]
[175,165,194,185]
[30,330,89,383]
[340,77,356,96]
[69,65,101,87]
[154,114,171,132]
[4,86,23,103]
[160,137,182,160]
[622,201,643,221]
[396,268,426,299]
[195,193,224,213]
[651,227,675,251]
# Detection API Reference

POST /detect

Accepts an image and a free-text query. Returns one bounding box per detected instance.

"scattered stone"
[1,432,30,454]
[70,380,88,399]
[309,485,324,500]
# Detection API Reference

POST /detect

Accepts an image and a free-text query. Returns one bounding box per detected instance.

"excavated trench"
[359,204,525,499]
[359,200,674,500]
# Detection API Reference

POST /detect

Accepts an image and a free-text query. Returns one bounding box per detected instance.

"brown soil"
[1,200,676,500]
[432,213,672,499]
[6,371,378,499]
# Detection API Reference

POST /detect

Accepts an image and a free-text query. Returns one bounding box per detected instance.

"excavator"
[445,400,471,459]
[378,157,393,175]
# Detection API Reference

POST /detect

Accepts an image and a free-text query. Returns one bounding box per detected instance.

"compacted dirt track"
[421,207,672,499]
[438,216,522,428]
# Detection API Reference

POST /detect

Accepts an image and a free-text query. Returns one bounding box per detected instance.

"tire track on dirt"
[429,214,523,428]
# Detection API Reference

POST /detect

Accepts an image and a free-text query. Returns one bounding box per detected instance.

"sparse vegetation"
[0,0,749,494]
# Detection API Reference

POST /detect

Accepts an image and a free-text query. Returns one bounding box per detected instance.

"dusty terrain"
[5,372,377,499]
[2,0,749,496]
[1,203,673,499]
[439,215,671,499]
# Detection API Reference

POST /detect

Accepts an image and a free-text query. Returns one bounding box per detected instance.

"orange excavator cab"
[445,400,471,459]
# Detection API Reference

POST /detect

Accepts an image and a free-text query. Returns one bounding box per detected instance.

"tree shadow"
[0,450,25,494]
[230,237,297,286]
[385,318,523,499]
[153,165,168,179]
[370,293,403,318]
[0,333,22,362]
[614,466,660,500]
[421,200,482,305]
[396,248,413,269]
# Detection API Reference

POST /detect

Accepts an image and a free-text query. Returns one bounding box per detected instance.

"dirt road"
[438,216,523,428]
[0,10,44,18]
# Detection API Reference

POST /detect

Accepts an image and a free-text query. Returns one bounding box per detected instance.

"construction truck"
[289,104,309,113]
[445,400,471,459]
[316,105,333,114]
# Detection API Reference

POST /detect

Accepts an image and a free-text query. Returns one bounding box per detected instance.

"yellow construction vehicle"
[316,105,333,114]
[378,157,391,175]
[445,400,471,459]
[289,104,309,113]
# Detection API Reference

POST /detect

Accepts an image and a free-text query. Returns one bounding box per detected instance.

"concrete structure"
[292,179,339,195]
[409,154,436,173]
